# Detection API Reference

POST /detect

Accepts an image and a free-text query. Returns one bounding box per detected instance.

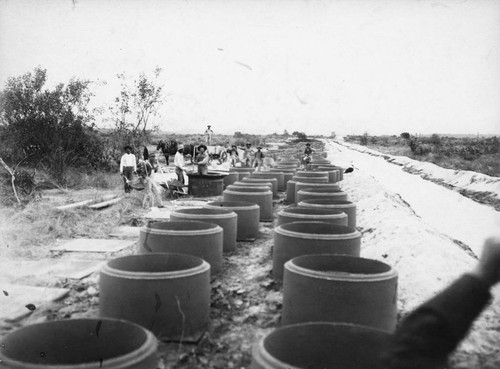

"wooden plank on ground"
[56,194,118,211]
[50,238,135,253]
[88,196,124,210]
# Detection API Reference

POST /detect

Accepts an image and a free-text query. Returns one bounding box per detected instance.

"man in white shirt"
[204,125,213,146]
[174,144,186,184]
[120,145,137,193]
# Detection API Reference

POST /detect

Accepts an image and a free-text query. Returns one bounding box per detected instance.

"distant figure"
[136,159,163,208]
[120,145,136,193]
[382,236,500,368]
[304,142,314,155]
[253,146,265,171]
[228,145,239,167]
[174,144,186,184]
[302,142,314,168]
[240,142,254,167]
[196,145,209,175]
[156,140,170,165]
[205,125,214,146]
[148,153,159,173]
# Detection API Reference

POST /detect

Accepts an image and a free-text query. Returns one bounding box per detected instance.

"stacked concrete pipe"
[232,180,274,196]
[138,221,223,274]
[223,185,273,222]
[298,199,357,229]
[277,206,348,226]
[317,166,341,183]
[286,176,329,204]
[296,187,349,203]
[100,253,210,342]
[170,207,238,252]
[282,254,398,332]
[229,167,255,181]
[252,172,286,191]
[294,182,341,202]
[241,177,278,198]
[204,201,260,241]
[223,171,239,187]
[0,318,158,368]
[272,221,361,280]
[251,322,390,369]
[268,169,296,188]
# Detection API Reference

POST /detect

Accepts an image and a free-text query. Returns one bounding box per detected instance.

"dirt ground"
[1,149,500,368]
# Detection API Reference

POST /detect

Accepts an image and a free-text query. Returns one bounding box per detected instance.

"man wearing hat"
[228,144,239,167]
[204,125,214,146]
[304,142,314,155]
[174,144,187,184]
[120,145,137,193]
[196,144,210,175]
[253,146,265,171]
[241,142,254,167]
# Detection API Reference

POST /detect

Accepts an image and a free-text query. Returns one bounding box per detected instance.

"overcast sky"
[1,0,499,136]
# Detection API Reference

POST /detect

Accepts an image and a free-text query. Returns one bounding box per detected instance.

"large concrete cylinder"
[295,171,329,178]
[251,322,390,369]
[277,206,347,226]
[296,188,348,204]
[223,186,273,222]
[241,177,278,198]
[100,253,210,341]
[170,208,238,253]
[282,254,398,332]
[298,199,357,228]
[186,173,225,197]
[232,180,273,195]
[294,182,341,201]
[205,201,260,241]
[273,221,361,280]
[138,221,223,274]
[252,172,285,191]
[316,165,344,181]
[318,166,341,183]
[223,171,239,187]
[286,176,329,204]
[230,167,256,174]
[0,319,158,368]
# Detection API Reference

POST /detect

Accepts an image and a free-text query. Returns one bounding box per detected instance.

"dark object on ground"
[345,167,354,173]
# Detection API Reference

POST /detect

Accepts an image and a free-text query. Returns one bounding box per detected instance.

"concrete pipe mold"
[138,221,223,274]
[295,171,329,178]
[233,180,273,193]
[318,166,341,183]
[205,201,260,241]
[223,186,273,222]
[230,167,256,174]
[223,171,239,187]
[100,253,210,341]
[277,206,347,227]
[273,221,361,280]
[286,176,329,204]
[251,322,390,369]
[282,254,398,331]
[0,318,158,368]
[294,183,341,203]
[298,199,357,228]
[252,172,285,191]
[170,208,238,253]
[186,173,225,197]
[296,188,348,204]
[241,177,278,198]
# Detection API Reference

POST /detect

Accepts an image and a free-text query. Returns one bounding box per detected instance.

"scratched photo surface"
[0,1,499,368]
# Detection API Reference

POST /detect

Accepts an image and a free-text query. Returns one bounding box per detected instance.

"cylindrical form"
[282,254,398,331]
[286,176,329,204]
[223,172,239,187]
[296,188,348,204]
[170,208,237,252]
[295,171,329,178]
[138,221,223,273]
[318,166,341,183]
[233,180,273,193]
[241,177,278,198]
[204,201,260,241]
[316,165,344,181]
[0,319,157,369]
[277,206,347,226]
[273,221,361,280]
[186,173,226,197]
[252,172,285,191]
[223,186,273,222]
[100,253,210,341]
[251,322,390,369]
[294,182,340,202]
[230,167,256,174]
[298,199,357,228]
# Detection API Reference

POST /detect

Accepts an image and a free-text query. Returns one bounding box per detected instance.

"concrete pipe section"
[277,206,348,227]
[294,182,341,201]
[100,253,210,342]
[316,165,345,181]
[298,199,357,229]
[296,188,349,204]
[241,177,278,198]
[204,201,260,241]
[318,166,341,183]
[138,221,223,274]
[230,167,256,174]
[223,171,239,187]
[282,254,398,332]
[295,171,329,178]
[251,322,390,369]
[170,208,238,253]
[252,172,285,191]
[233,180,273,194]
[223,186,273,222]
[0,318,158,368]
[186,173,225,197]
[286,176,329,204]
[273,221,361,280]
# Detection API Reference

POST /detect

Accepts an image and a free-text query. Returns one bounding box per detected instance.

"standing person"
[241,142,254,167]
[174,144,186,184]
[204,125,214,146]
[196,144,209,175]
[253,146,265,171]
[228,145,239,167]
[143,145,149,160]
[302,142,314,168]
[156,140,170,166]
[120,145,136,193]
[136,159,163,208]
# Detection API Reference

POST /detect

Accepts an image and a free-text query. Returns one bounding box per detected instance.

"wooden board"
[50,238,135,253]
